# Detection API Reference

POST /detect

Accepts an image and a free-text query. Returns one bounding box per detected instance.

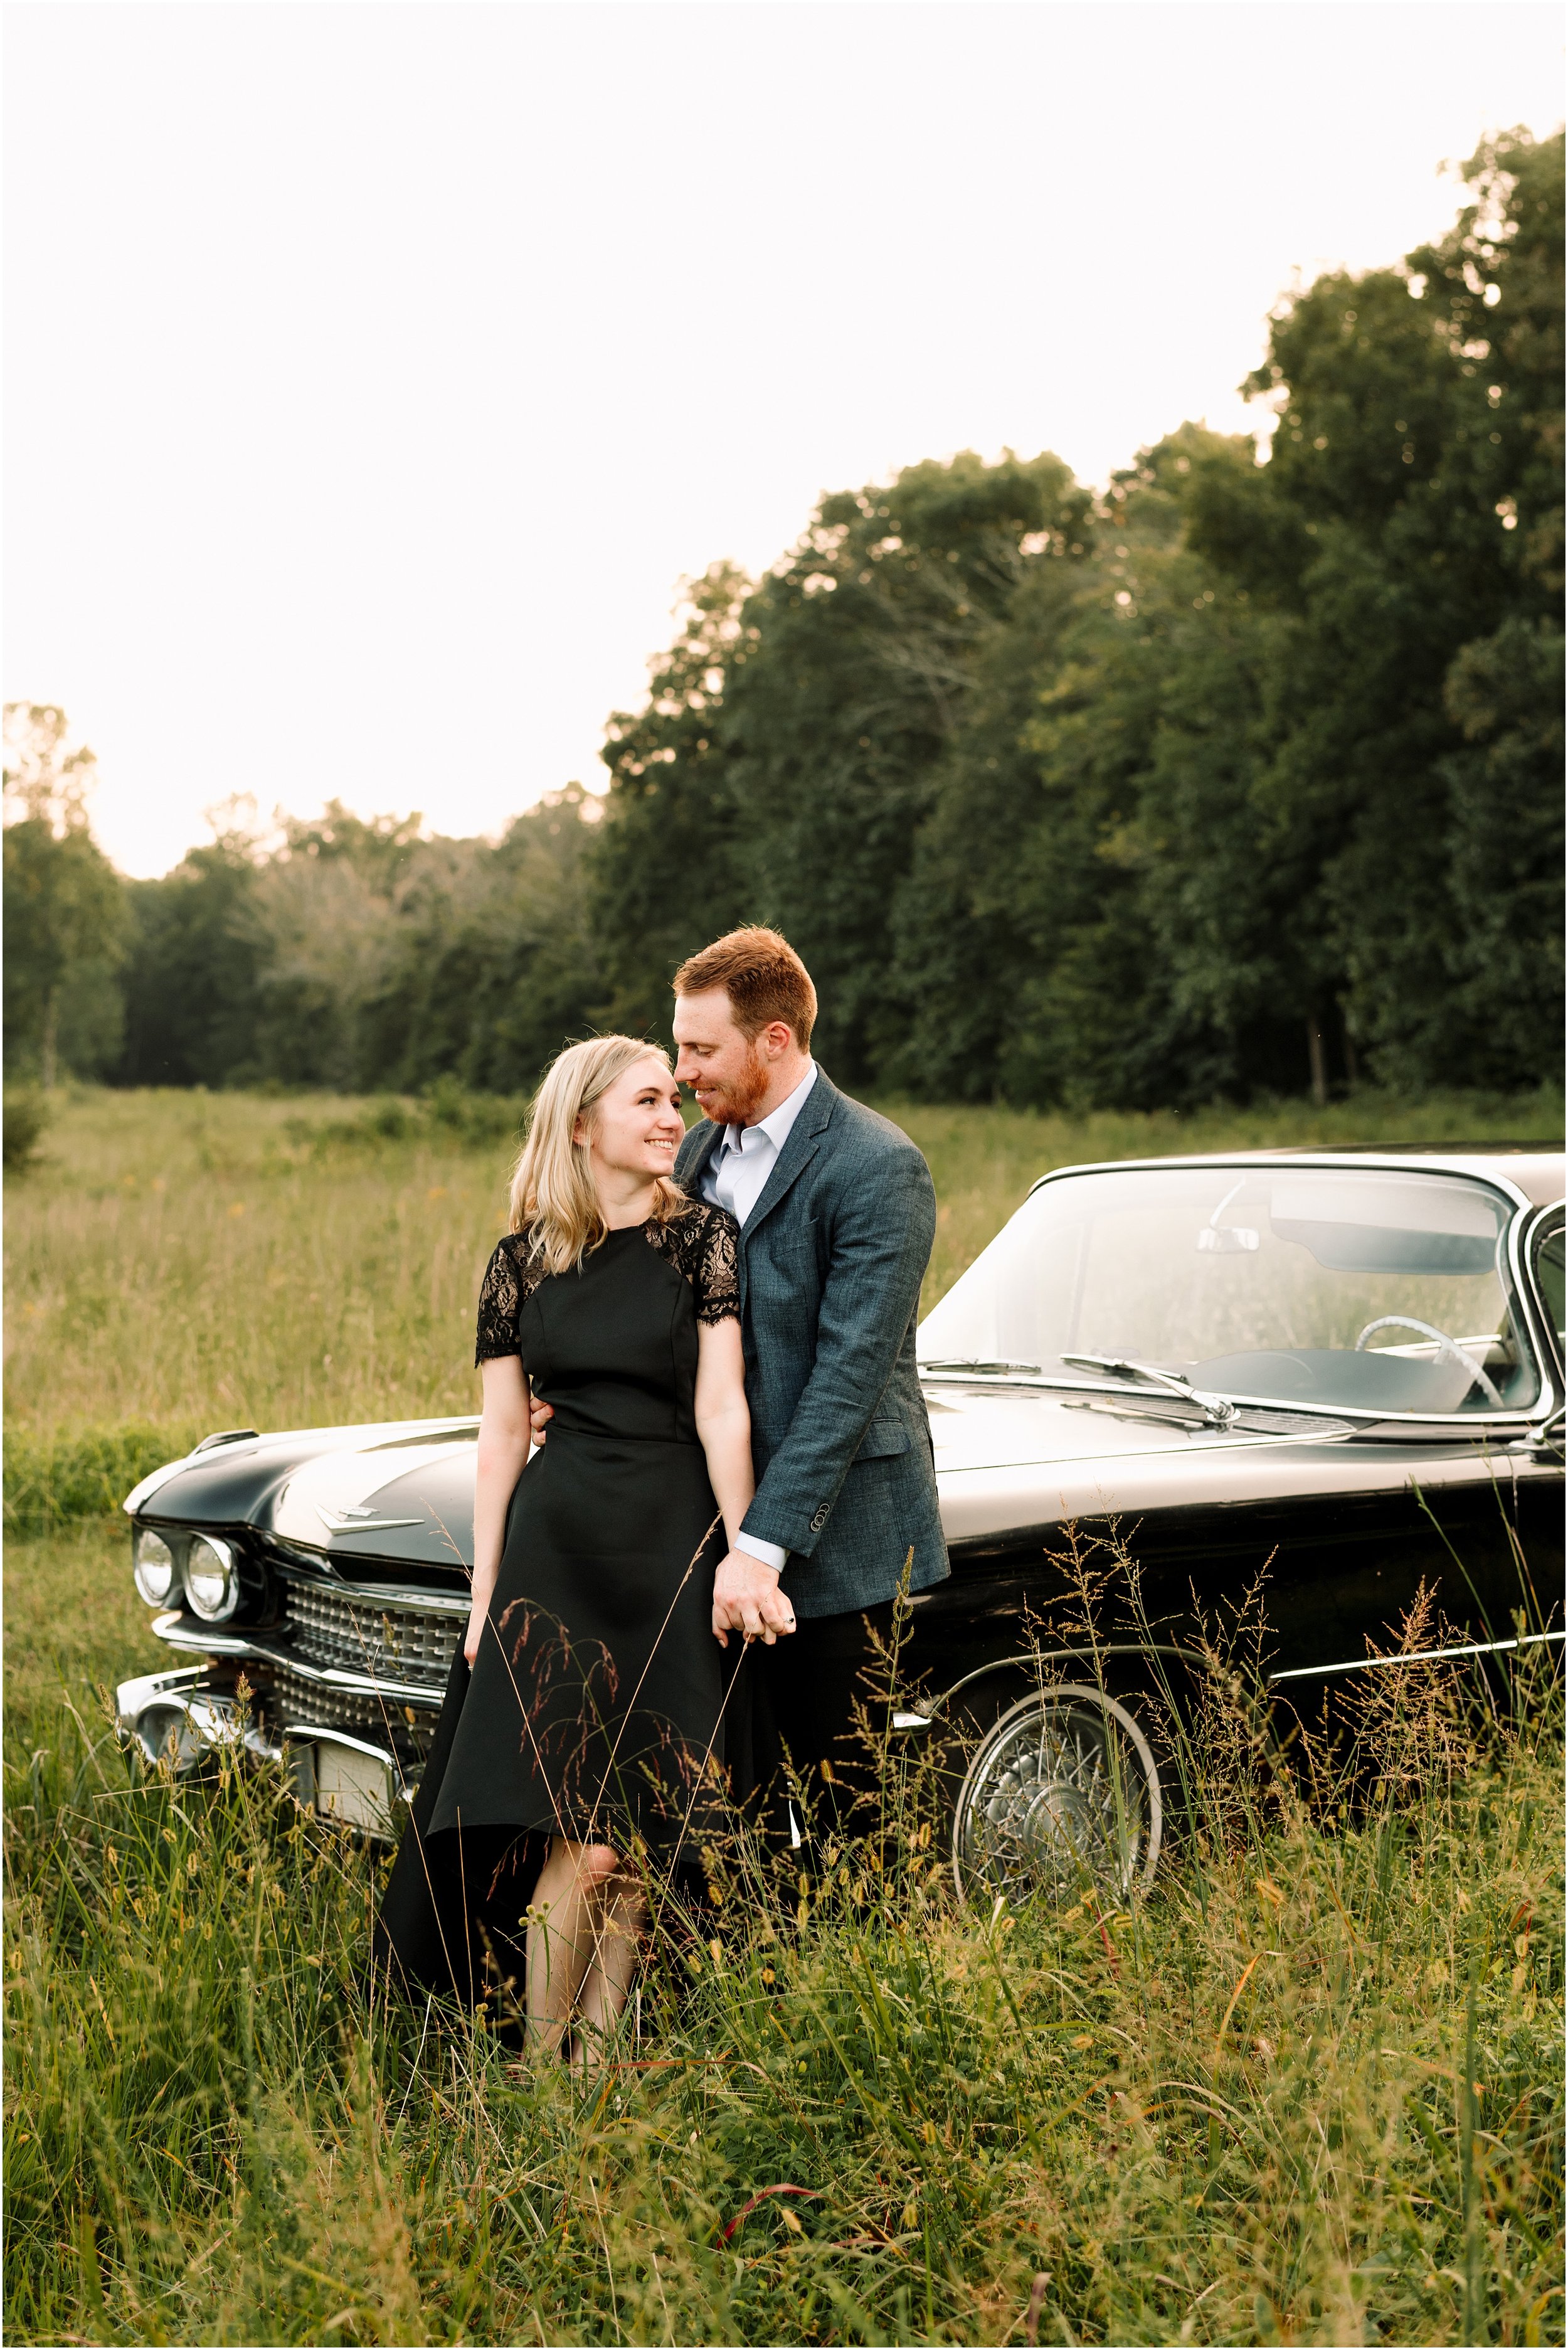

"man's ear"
[761,1019,795,1060]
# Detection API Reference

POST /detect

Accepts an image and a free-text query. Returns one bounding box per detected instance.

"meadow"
[5,1083,1564,2346]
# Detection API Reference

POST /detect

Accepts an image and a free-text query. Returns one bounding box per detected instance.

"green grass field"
[5,1085,1564,2344]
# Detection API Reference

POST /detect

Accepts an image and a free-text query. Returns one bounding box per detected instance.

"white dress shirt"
[699,1060,817,1571]
[699,1060,817,1228]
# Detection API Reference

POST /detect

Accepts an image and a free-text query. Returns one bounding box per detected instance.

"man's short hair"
[673,927,817,1051]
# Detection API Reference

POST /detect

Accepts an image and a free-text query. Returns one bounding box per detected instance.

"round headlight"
[132,1528,176,1607]
[185,1534,239,1622]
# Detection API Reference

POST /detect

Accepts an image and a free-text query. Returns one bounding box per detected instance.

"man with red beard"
[670,926,948,1836]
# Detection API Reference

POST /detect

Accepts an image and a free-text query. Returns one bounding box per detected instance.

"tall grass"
[6,1594,1562,2344]
[5,1083,1562,2342]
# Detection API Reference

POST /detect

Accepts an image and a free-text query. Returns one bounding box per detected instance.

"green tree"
[721,452,1089,1080]
[118,804,268,1086]
[354,787,606,1092]
[1195,128,1565,1088]
[3,705,127,1085]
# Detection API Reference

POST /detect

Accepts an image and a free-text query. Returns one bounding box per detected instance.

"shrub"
[3,1087,51,1172]
[3,1423,192,1536]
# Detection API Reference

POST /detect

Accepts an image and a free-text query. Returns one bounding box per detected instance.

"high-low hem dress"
[374,1203,744,2010]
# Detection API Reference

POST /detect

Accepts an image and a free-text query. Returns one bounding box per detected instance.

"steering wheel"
[1353,1316,1504,1408]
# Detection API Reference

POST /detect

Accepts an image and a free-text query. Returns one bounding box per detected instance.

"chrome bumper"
[114,1666,413,1837]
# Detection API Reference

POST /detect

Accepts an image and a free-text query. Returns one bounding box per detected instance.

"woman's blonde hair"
[508,1034,688,1273]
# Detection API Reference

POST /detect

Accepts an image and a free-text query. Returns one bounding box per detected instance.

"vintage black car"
[117,1147,1564,1901]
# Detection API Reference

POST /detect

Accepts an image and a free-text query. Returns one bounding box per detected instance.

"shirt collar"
[722,1060,817,1153]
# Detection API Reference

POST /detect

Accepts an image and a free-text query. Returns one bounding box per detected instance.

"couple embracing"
[376,928,948,2057]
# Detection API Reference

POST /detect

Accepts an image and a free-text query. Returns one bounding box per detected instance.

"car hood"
[129,1418,482,1576]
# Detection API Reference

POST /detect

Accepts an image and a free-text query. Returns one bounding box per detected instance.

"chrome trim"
[1268,1629,1565,1683]
[1023,1151,1555,1218]
[1514,1204,1566,1385]
[903,1642,1216,1726]
[151,1612,253,1656]
[277,1568,471,1616]
[313,1507,426,1538]
[114,1670,283,1772]
[115,1664,208,1720]
[899,1629,1564,1736]
[149,1612,447,1706]
[282,1721,406,1768]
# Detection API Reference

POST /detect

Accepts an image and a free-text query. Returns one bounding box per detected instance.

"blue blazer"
[676,1071,949,1620]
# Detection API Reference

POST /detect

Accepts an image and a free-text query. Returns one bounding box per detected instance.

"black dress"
[374,1202,744,2012]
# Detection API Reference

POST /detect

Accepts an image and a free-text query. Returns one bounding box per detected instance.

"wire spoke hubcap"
[954,1684,1163,1906]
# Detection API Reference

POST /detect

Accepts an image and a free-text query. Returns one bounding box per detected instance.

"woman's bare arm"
[693,1316,794,1647]
[466,1353,531,1664]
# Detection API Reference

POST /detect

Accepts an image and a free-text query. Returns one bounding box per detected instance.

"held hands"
[712,1550,797,1648]
[529,1396,554,1445]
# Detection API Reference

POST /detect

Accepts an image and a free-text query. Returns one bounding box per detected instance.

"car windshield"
[919,1166,1537,1417]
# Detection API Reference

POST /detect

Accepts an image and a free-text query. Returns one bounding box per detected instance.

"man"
[537,925,948,1831]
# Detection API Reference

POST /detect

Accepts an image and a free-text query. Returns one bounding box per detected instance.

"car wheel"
[951,1682,1163,1908]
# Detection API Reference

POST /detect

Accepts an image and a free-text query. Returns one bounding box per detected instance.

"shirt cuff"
[734,1531,788,1573]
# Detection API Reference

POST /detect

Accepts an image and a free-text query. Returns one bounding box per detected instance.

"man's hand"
[712,1550,797,1647]
[529,1396,554,1445]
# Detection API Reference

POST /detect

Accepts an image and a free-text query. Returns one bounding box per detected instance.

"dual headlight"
[132,1528,240,1622]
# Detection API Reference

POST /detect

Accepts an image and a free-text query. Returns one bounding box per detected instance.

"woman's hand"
[463,1606,486,1667]
[711,1550,797,1647]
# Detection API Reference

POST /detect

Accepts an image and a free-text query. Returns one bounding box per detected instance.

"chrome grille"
[283,1582,461,1690]
[268,1665,438,1740]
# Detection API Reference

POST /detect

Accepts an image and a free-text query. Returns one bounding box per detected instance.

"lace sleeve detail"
[691,1204,742,1325]
[475,1235,525,1364]
[644,1203,742,1324]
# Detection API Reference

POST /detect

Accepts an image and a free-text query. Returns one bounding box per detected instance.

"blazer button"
[810,1504,829,1534]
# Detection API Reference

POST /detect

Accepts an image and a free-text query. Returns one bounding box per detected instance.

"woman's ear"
[571,1113,588,1148]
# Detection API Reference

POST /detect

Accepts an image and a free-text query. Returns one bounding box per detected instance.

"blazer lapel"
[741,1071,839,1243]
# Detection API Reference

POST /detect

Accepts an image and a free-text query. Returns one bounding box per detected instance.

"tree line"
[6,132,1561,1110]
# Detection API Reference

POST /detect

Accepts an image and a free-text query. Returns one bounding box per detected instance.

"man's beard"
[706,1041,770,1127]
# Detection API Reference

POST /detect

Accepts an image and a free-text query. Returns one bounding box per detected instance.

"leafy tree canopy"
[7,133,1561,1111]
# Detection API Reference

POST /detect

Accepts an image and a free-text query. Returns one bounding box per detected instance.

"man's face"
[672,988,769,1127]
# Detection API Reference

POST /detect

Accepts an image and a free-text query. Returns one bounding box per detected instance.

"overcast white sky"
[5,3,1562,878]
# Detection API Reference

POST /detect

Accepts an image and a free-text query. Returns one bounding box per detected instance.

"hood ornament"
[313,1504,425,1537]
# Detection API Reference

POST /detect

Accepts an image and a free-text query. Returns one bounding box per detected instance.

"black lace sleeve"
[691,1204,741,1326]
[644,1204,741,1322]
[474,1236,522,1364]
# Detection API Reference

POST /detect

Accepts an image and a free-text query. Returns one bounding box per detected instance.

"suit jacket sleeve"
[741,1139,935,1561]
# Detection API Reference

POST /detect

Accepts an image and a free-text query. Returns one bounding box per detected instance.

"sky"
[4,3,1562,880]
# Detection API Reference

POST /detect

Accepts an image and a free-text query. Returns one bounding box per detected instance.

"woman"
[376,1034,775,2061]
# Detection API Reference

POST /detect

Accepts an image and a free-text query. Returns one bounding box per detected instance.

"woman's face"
[580,1058,684,1186]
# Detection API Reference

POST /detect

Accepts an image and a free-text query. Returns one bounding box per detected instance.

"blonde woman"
[376,1036,775,2061]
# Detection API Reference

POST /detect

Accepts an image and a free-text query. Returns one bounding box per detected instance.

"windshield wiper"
[919,1358,1042,1376]
[1059,1351,1239,1429]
